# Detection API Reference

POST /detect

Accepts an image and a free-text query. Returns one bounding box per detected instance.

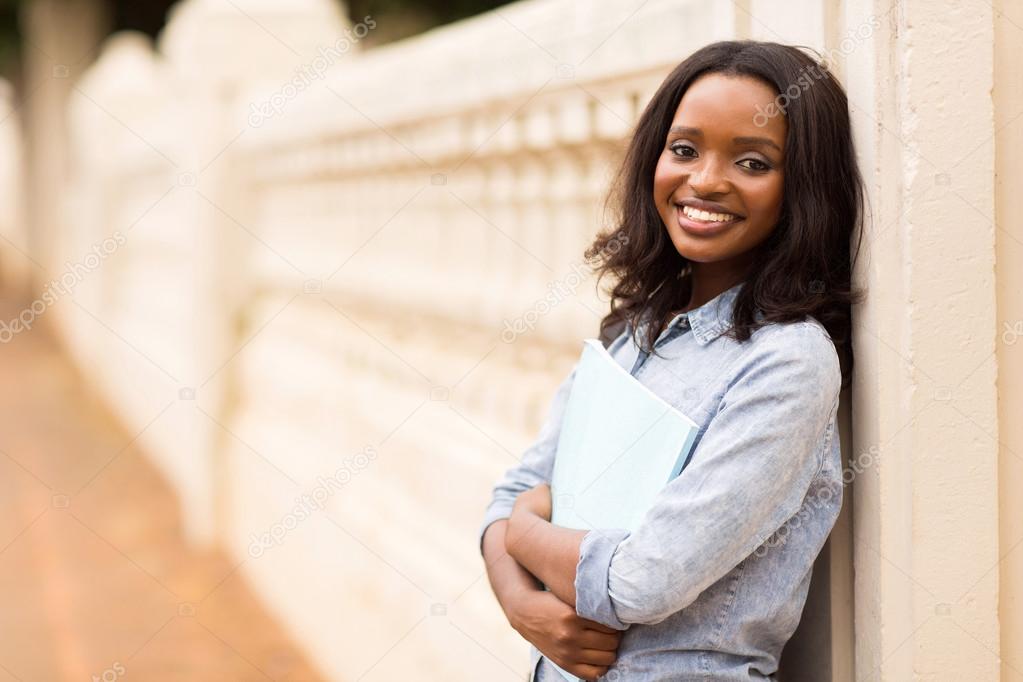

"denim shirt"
[477,281,844,681]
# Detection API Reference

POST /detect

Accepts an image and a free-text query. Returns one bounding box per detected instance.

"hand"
[508,588,621,681]
[513,483,552,522]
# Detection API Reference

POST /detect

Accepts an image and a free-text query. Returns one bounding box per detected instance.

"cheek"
[747,178,784,223]
[652,155,679,200]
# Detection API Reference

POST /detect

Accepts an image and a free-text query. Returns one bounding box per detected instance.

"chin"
[667,234,725,261]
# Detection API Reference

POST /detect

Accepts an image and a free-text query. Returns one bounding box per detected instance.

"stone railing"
[0,79,27,291]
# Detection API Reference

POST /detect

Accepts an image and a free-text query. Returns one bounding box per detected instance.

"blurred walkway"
[0,293,327,681]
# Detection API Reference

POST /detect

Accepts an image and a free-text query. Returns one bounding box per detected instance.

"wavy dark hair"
[586,40,865,389]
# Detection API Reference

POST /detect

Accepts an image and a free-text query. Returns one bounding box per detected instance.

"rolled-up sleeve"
[477,362,579,555]
[574,324,842,628]
[574,527,632,629]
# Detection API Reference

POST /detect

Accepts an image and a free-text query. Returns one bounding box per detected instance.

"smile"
[680,205,740,223]
[674,204,743,236]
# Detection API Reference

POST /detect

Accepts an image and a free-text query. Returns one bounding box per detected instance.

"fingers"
[577,647,617,666]
[577,629,620,651]
[580,618,619,634]
[568,664,610,681]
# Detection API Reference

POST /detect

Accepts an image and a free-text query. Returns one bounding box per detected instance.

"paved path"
[0,294,328,681]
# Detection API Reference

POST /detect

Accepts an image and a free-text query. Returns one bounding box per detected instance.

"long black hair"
[586,40,866,389]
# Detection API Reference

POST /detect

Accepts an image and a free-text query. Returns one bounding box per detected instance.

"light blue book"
[542,338,700,682]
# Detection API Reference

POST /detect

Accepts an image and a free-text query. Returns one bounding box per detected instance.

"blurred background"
[0,0,1020,680]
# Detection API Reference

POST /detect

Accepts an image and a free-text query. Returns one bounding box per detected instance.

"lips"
[673,204,742,236]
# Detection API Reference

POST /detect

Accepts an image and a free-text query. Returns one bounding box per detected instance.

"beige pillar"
[20,0,108,279]
[994,1,1023,679]
[844,0,1002,679]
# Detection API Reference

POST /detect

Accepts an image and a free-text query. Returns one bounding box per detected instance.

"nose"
[687,156,730,196]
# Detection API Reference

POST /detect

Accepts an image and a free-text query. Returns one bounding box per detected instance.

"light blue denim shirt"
[478,280,844,681]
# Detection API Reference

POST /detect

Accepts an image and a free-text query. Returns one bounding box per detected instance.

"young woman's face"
[653,73,787,273]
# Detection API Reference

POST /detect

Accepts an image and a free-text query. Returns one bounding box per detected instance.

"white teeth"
[680,205,737,223]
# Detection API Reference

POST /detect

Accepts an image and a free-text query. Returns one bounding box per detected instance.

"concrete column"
[994,1,1023,679]
[20,0,109,280]
[844,0,1001,679]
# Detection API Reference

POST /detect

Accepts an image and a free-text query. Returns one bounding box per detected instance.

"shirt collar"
[636,280,751,347]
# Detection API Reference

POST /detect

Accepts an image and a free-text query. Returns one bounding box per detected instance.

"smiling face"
[653,72,787,283]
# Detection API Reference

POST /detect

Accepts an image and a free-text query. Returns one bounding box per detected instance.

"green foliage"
[0,0,26,77]
[0,0,517,76]
[345,0,515,45]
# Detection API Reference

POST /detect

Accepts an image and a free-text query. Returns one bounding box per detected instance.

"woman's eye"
[669,142,697,158]
[738,158,770,172]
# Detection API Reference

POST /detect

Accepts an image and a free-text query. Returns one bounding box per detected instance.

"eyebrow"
[668,126,783,153]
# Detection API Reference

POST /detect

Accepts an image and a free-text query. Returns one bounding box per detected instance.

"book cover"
[542,338,700,682]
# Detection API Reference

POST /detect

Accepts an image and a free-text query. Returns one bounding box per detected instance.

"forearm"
[505,509,586,607]
[482,519,543,625]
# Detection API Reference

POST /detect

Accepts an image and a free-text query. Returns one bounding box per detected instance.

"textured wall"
[994,0,1023,679]
[842,0,1009,679]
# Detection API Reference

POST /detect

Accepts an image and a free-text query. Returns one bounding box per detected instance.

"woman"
[478,40,865,681]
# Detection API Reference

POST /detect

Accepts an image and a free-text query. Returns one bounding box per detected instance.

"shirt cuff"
[477,499,517,555]
[574,528,631,630]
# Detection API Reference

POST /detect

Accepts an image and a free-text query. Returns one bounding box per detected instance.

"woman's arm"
[477,353,627,678]
[481,518,545,622]
[504,484,588,607]
[482,518,621,680]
